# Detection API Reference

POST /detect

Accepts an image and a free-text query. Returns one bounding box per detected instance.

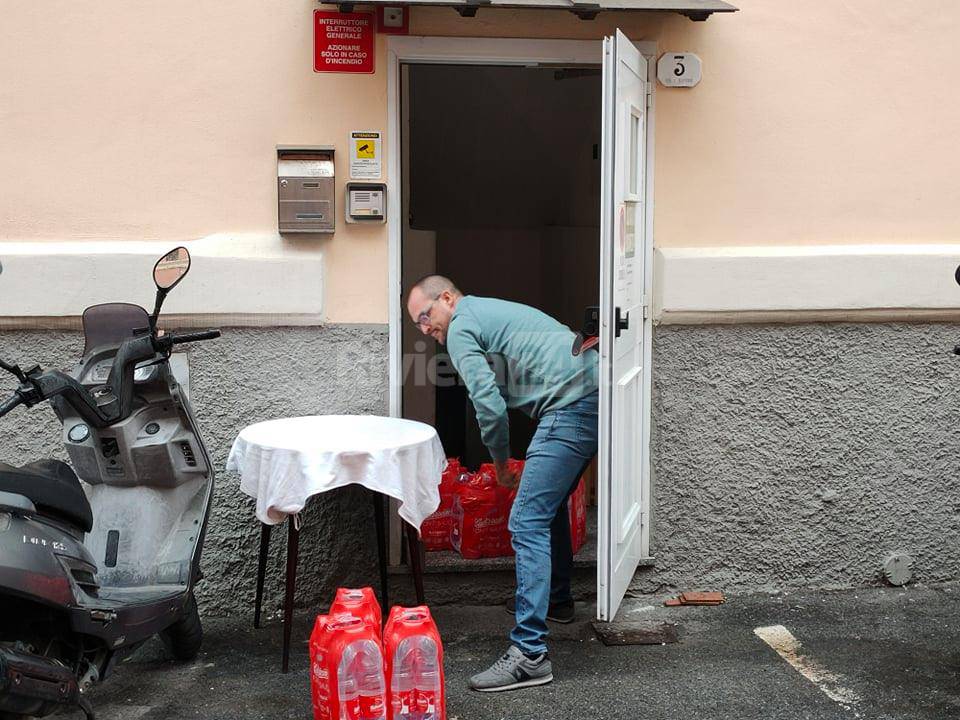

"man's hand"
[494,459,520,489]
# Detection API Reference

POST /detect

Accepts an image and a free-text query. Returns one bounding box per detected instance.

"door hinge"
[645,81,653,110]
[641,294,649,319]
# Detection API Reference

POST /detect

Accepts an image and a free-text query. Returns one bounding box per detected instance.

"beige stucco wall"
[412,2,960,248]
[653,2,960,249]
[1,1,958,322]
[0,0,389,323]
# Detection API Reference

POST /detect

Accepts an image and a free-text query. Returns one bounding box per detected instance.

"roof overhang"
[339,0,737,21]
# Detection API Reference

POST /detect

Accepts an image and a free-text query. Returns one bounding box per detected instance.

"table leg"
[405,522,426,605]
[282,516,300,674]
[254,522,271,629]
[373,492,389,619]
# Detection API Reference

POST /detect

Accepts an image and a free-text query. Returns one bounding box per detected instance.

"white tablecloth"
[226,415,447,530]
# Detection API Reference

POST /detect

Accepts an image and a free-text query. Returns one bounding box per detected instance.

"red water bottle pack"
[330,586,382,631]
[311,590,446,720]
[449,463,518,559]
[384,606,445,720]
[309,614,331,716]
[420,459,466,552]
[310,607,387,719]
[568,477,588,555]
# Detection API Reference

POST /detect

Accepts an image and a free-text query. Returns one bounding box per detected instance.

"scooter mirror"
[154,247,191,291]
[955,264,960,287]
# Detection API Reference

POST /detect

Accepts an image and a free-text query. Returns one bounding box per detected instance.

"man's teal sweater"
[445,295,599,462]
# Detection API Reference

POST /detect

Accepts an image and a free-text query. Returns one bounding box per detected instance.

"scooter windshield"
[81,303,151,357]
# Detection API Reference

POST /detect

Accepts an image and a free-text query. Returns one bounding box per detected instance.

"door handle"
[572,306,600,356]
[615,307,629,338]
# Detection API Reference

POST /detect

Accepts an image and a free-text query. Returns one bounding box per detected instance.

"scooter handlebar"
[0,393,24,419]
[164,329,222,346]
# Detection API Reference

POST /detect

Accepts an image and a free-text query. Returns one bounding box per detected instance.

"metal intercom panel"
[277,146,335,234]
[345,182,386,224]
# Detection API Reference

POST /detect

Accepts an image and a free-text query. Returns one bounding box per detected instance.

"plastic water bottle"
[337,643,361,720]
[414,636,441,720]
[390,636,441,719]
[338,639,386,720]
[389,638,416,719]
[357,640,387,720]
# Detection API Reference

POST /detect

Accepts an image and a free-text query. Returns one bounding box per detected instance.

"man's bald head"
[406,275,463,345]
[410,274,461,300]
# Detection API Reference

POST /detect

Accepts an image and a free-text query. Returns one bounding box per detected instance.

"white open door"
[597,30,651,622]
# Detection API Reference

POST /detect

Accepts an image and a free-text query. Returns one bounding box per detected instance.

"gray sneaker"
[468,646,553,692]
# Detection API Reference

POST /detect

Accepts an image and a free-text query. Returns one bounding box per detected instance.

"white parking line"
[754,625,861,710]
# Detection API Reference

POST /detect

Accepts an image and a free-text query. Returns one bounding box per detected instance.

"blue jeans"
[508,391,598,656]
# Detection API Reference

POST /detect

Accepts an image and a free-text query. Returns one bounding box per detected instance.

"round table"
[226,415,446,672]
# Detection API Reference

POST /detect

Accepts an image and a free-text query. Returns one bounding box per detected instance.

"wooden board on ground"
[592,620,679,646]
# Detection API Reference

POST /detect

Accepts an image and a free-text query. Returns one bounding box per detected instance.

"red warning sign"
[314,10,376,74]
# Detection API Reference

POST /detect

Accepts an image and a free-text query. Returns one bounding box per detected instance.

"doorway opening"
[399,62,602,572]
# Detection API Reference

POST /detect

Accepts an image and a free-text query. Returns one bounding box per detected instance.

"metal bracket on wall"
[455,0,491,17]
[569,0,601,19]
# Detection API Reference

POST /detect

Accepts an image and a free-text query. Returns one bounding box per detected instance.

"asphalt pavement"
[87,584,960,720]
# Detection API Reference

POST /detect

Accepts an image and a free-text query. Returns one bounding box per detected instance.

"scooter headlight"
[133,364,157,383]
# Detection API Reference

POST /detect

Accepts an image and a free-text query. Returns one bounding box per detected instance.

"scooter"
[0,247,220,719]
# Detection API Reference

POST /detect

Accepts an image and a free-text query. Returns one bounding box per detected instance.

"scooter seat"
[0,460,93,533]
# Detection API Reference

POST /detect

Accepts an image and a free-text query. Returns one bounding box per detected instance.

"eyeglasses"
[415,300,436,329]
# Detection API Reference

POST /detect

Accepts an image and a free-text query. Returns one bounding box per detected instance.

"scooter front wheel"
[160,592,203,661]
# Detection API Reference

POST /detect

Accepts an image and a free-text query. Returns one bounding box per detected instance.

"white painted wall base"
[0,234,324,326]
[655,244,960,324]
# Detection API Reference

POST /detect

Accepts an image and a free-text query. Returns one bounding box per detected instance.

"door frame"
[385,35,658,575]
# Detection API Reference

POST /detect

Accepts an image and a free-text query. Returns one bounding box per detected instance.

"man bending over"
[406,275,598,692]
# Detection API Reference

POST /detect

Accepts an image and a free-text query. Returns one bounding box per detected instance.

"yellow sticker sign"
[355,139,376,159]
[350,130,382,179]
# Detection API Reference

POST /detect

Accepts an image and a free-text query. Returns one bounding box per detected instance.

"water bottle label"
[340,696,361,720]
[360,695,386,720]
[393,689,415,718]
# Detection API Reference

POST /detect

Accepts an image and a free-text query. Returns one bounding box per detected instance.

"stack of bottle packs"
[422,458,588,558]
[420,459,466,552]
[310,587,445,720]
